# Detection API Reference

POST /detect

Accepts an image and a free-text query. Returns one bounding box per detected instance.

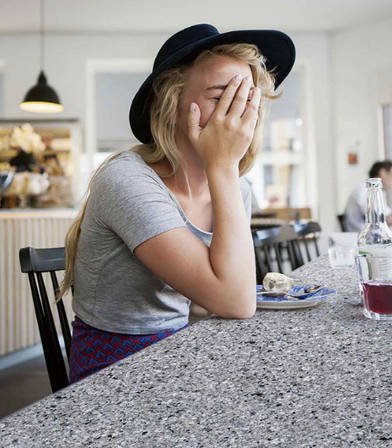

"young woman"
[60,24,295,383]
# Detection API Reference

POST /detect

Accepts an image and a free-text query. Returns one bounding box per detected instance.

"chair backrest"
[293,221,322,262]
[251,211,278,219]
[337,214,348,232]
[252,225,304,283]
[19,246,70,393]
[289,211,301,222]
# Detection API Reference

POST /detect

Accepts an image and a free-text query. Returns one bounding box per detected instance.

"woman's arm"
[134,220,256,319]
[206,165,256,316]
[135,75,260,319]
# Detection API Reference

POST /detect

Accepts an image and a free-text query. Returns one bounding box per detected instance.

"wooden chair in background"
[19,246,70,393]
[252,225,305,284]
[293,221,322,262]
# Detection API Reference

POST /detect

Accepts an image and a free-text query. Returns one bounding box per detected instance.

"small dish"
[256,285,336,310]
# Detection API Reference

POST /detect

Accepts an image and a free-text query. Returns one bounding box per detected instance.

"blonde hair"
[58,43,281,300]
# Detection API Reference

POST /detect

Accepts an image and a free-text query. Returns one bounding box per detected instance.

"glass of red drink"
[356,253,392,321]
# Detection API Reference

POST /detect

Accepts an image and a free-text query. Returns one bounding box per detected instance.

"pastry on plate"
[263,272,294,293]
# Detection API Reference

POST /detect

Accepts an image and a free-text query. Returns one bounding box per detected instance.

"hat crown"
[153,24,219,71]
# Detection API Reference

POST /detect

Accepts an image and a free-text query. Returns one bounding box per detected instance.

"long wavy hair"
[58,43,281,300]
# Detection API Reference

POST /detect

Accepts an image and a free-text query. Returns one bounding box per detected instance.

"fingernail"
[246,76,252,82]
[254,87,260,92]
[235,74,242,82]
[190,102,196,112]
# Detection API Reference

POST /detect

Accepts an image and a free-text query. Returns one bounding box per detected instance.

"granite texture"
[1,255,392,447]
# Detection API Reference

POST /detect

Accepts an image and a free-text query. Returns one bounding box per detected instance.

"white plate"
[256,285,337,310]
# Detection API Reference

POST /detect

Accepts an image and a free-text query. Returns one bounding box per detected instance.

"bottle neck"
[366,186,386,224]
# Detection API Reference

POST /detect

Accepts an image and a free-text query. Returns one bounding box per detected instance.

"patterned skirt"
[69,316,189,384]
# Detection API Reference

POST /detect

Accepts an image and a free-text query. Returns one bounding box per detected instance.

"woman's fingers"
[187,102,202,143]
[213,75,243,117]
[228,76,253,118]
[241,86,261,126]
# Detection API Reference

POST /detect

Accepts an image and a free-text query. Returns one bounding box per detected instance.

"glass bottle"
[358,178,392,252]
[358,178,392,250]
[358,178,392,277]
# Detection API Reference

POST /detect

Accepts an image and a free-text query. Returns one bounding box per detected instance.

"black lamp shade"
[20,71,64,113]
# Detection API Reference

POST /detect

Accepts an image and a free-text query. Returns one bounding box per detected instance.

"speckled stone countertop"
[1,255,392,447]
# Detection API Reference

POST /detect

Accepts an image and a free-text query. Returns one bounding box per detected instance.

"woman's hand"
[187,74,261,171]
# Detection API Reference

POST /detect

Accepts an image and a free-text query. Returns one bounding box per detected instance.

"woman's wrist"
[205,163,239,180]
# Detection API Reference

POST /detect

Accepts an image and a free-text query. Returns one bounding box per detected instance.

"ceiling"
[1,0,392,34]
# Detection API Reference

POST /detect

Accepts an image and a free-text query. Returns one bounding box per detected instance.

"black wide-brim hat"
[130,23,296,144]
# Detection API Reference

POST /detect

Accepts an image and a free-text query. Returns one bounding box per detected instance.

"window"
[246,70,308,209]
[93,71,149,169]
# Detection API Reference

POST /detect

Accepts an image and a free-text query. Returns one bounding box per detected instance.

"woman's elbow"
[216,297,256,320]
[235,304,256,319]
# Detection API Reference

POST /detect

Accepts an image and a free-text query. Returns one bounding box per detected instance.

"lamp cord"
[40,0,45,72]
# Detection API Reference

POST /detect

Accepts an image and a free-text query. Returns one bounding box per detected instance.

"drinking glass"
[356,253,392,321]
[328,246,355,269]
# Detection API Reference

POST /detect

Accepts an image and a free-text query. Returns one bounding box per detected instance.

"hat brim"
[130,29,295,144]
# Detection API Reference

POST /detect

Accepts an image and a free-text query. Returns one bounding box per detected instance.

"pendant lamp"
[19,0,64,113]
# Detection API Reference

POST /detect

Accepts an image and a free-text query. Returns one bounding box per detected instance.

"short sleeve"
[384,191,392,216]
[93,156,186,253]
[356,184,367,215]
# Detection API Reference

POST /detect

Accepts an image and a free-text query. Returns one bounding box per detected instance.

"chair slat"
[36,272,69,391]
[293,240,305,267]
[273,243,284,273]
[313,236,320,257]
[303,237,311,262]
[287,241,297,271]
[50,271,72,361]
[264,246,273,272]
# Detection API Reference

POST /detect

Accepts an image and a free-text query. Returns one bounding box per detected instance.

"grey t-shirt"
[73,151,252,334]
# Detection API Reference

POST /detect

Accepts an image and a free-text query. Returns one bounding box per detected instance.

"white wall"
[0,73,4,117]
[287,33,335,249]
[331,16,392,213]
[0,29,334,249]
[0,33,165,121]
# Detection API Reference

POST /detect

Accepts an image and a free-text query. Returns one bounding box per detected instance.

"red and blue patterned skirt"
[69,316,189,384]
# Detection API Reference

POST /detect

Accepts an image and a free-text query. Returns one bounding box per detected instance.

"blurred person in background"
[344,161,392,232]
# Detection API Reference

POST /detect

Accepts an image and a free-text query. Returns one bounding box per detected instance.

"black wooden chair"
[19,246,71,393]
[252,225,305,284]
[337,214,348,232]
[293,221,322,262]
